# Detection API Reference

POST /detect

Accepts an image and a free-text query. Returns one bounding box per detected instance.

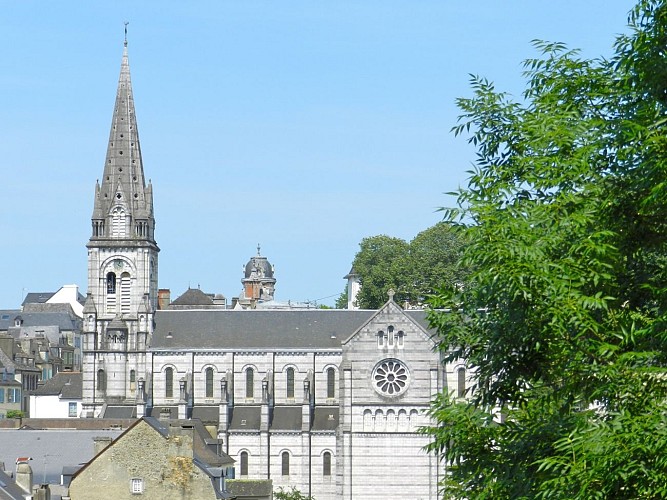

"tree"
[424,2,667,498]
[344,223,467,309]
[274,486,315,500]
[352,235,410,308]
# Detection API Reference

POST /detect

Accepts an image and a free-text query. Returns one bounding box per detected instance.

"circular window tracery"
[373,359,409,396]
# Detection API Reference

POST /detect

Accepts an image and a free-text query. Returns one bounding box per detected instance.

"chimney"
[15,461,33,493]
[33,483,51,500]
[93,437,112,456]
[157,289,171,310]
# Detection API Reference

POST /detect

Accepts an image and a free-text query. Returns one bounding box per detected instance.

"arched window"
[130,370,136,383]
[286,368,295,399]
[323,452,332,476]
[106,272,117,294]
[165,367,174,398]
[206,367,214,398]
[327,367,336,399]
[97,369,106,391]
[246,368,254,398]
[240,451,248,476]
[457,367,466,398]
[281,451,290,476]
[120,272,131,313]
[111,206,126,237]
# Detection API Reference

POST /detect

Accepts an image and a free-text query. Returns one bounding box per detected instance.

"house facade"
[80,39,463,499]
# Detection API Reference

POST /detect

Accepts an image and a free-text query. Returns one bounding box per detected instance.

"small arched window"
[97,369,106,391]
[240,451,248,476]
[246,368,254,398]
[457,367,466,398]
[165,367,174,398]
[323,451,332,476]
[286,368,295,399]
[327,367,336,399]
[106,272,117,294]
[205,367,214,398]
[281,451,290,476]
[130,370,136,383]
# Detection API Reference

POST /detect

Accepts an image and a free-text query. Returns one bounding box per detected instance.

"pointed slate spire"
[90,38,155,242]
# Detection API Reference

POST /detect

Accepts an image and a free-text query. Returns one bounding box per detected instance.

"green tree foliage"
[424,2,667,498]
[6,410,23,419]
[274,486,315,500]
[353,235,410,308]
[345,223,467,309]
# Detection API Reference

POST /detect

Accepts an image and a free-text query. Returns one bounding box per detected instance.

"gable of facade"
[337,298,442,499]
[69,418,234,500]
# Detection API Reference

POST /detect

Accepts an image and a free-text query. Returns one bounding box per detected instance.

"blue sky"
[0,1,635,308]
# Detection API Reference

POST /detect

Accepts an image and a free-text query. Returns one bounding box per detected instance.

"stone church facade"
[81,40,463,499]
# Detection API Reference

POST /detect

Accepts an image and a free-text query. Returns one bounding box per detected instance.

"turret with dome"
[240,245,276,303]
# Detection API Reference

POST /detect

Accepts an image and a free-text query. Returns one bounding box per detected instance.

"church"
[80,39,460,499]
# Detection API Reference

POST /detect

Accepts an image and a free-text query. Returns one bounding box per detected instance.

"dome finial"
[124,21,129,47]
[257,243,261,256]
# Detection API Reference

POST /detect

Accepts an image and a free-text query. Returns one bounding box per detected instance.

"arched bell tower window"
[106,273,117,294]
[111,206,127,238]
[120,272,131,313]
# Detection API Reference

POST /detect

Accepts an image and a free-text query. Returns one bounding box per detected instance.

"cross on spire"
[124,22,129,47]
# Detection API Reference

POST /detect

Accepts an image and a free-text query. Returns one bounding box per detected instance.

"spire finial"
[257,243,261,256]
[387,289,395,301]
[124,22,129,47]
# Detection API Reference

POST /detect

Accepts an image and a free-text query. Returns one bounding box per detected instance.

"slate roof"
[22,292,55,306]
[229,406,261,430]
[0,428,123,484]
[0,311,20,331]
[192,405,219,424]
[32,372,82,398]
[8,312,79,331]
[0,469,26,500]
[312,407,339,431]
[147,406,177,419]
[102,406,136,418]
[170,288,214,307]
[152,309,377,350]
[226,479,273,497]
[271,406,302,431]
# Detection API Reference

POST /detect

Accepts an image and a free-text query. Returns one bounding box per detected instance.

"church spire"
[91,36,155,242]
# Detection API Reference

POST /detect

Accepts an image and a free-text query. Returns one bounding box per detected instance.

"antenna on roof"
[124,21,129,47]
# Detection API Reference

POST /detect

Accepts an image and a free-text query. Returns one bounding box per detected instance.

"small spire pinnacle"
[257,243,261,256]
[124,21,129,47]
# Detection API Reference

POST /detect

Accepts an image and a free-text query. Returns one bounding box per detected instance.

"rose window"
[373,359,409,396]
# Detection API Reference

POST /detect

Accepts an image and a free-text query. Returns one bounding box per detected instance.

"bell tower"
[82,34,159,416]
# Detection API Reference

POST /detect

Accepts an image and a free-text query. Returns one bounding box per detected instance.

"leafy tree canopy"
[274,487,315,500]
[425,1,667,498]
[343,222,467,309]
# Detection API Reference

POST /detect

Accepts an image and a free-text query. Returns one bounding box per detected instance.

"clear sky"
[0,1,635,308]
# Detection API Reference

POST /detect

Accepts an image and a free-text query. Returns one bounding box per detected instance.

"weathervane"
[124,21,129,46]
